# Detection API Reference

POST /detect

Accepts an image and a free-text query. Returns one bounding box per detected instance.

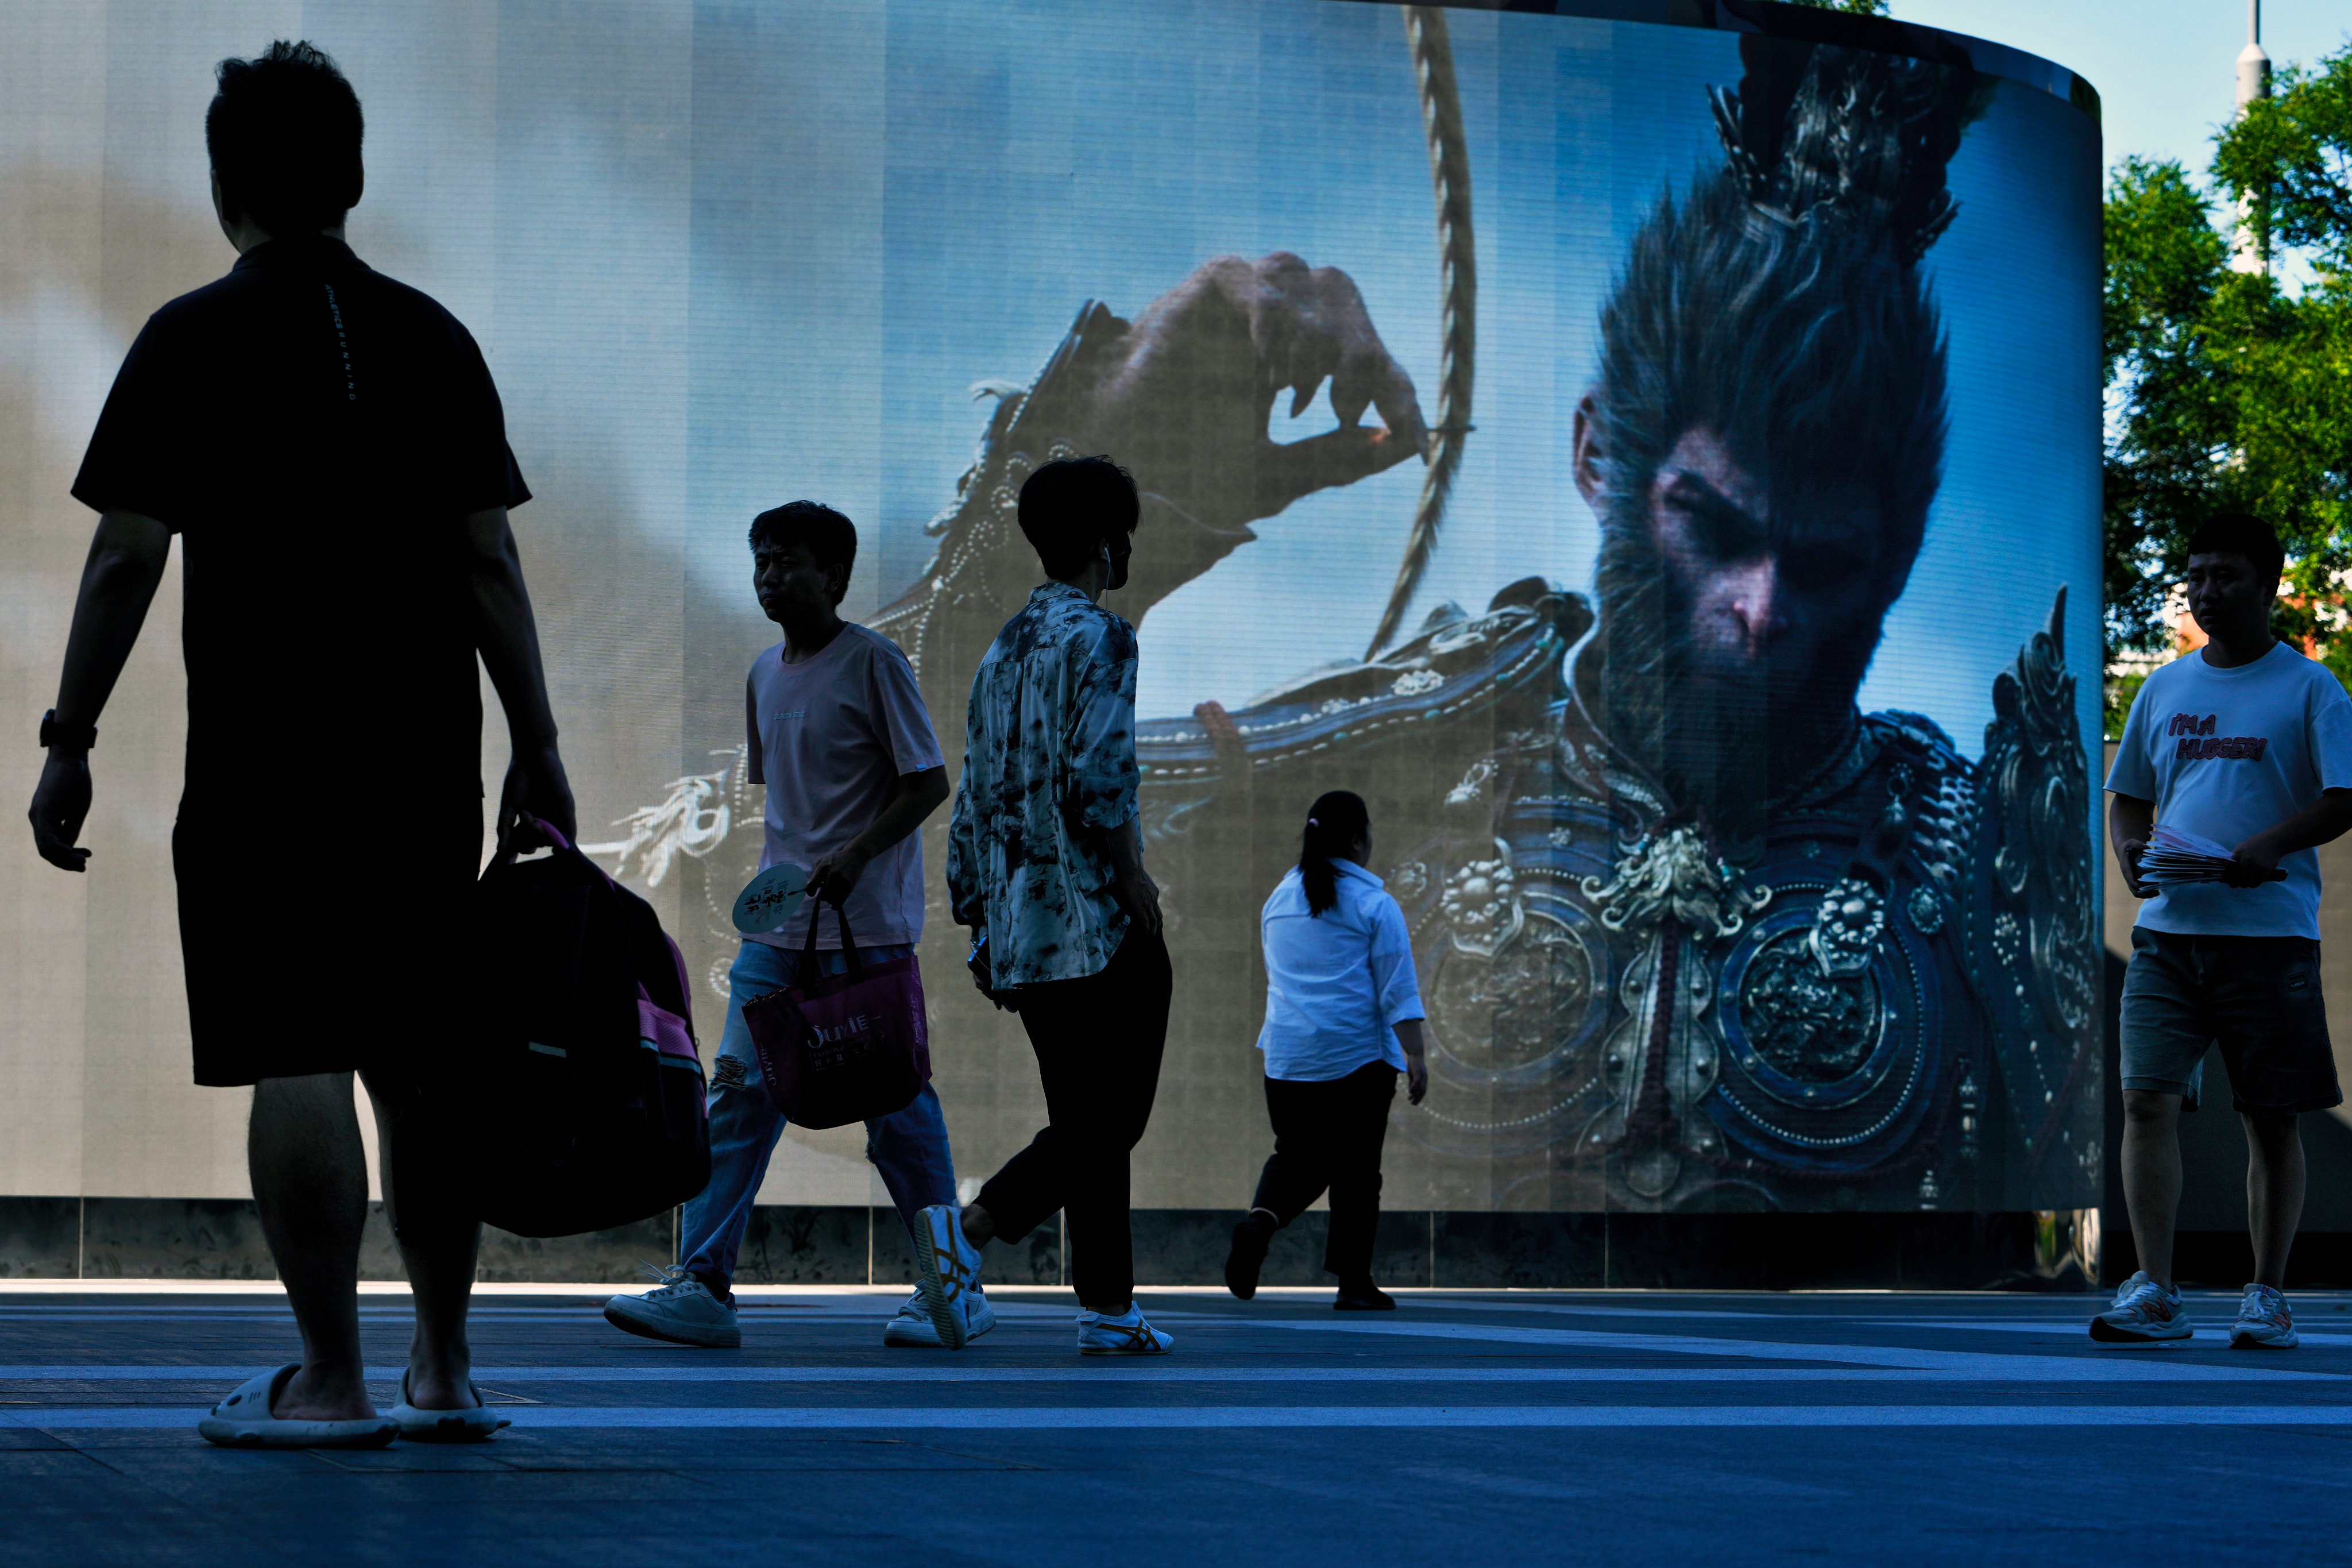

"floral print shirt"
[947,582,1140,987]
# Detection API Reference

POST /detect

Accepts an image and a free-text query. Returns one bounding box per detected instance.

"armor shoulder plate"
[1967,588,2101,1194]
[1137,581,1590,813]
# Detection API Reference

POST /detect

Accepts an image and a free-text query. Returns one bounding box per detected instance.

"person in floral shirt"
[947,585,1141,983]
[918,456,1176,1356]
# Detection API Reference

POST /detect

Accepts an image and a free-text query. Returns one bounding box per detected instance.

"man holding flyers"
[604,501,990,1349]
[2100,512,2352,1348]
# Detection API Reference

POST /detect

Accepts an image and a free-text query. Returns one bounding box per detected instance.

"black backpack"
[395,820,710,1239]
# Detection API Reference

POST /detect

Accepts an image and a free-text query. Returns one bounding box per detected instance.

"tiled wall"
[0,1200,2112,1289]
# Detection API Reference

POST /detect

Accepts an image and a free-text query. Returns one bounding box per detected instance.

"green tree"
[1786,0,1891,13]
[2105,44,2352,732]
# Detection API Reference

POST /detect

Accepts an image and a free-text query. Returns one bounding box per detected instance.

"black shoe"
[1225,1215,1273,1300]
[1334,1281,1395,1311]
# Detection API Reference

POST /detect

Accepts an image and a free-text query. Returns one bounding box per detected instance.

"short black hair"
[1018,456,1140,578]
[748,501,858,604]
[206,41,365,236]
[2186,511,2284,580]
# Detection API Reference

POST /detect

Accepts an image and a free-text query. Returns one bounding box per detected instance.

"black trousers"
[1252,1061,1397,1283]
[975,926,1172,1312]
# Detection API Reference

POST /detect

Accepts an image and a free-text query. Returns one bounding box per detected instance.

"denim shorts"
[2119,928,2343,1115]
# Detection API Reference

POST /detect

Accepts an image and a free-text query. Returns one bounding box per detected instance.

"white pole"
[2237,0,2270,111]
[2232,0,2272,273]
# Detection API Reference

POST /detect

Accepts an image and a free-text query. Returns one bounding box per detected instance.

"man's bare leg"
[248,1072,373,1421]
[2242,1110,2305,1289]
[364,1072,482,1411]
[2119,1088,2184,1288]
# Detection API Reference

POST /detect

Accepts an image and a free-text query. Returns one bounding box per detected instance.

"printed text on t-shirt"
[2167,712,2268,762]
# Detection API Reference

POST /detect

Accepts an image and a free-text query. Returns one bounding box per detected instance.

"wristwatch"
[39,710,96,751]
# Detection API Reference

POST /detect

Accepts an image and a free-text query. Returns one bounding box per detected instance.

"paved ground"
[6,1283,2352,1565]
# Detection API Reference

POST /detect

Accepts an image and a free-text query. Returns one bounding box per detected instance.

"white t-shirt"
[746,624,944,949]
[2105,642,2352,939]
[1256,861,1426,1082]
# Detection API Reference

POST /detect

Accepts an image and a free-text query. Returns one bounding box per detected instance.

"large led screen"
[1,1,2102,1214]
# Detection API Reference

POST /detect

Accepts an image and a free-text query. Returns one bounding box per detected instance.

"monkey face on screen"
[1573,165,1948,836]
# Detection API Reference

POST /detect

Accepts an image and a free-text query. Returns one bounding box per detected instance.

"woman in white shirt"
[1225,791,1428,1310]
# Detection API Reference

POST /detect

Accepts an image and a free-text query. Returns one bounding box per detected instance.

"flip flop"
[390,1371,511,1443]
[197,1364,399,1450]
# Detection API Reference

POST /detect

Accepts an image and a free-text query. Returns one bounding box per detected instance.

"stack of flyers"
[2134,824,2285,885]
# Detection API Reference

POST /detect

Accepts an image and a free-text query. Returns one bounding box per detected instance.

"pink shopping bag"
[742,900,929,1130]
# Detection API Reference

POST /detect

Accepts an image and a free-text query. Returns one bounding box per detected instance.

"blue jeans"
[681,939,957,1294]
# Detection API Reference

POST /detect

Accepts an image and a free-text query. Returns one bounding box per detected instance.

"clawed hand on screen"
[1074,252,1431,532]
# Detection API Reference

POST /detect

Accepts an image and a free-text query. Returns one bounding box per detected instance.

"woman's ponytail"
[1297,790,1371,917]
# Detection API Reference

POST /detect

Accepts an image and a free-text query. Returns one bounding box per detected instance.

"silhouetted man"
[602,501,979,1351]
[27,41,573,1447]
[2098,512,2352,1348]
[921,455,1175,1355]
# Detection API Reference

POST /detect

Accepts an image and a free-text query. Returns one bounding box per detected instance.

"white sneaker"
[2230,1282,2299,1348]
[603,1264,741,1349]
[1076,1304,1173,1356]
[883,1287,996,1348]
[2088,1269,2192,1343]
[912,1204,985,1350]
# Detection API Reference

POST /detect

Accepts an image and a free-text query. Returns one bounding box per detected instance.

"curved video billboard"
[2,0,2102,1214]
[611,0,2106,1215]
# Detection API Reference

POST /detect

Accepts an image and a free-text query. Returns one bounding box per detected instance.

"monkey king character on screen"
[1571,53,1961,853]
[1497,38,2100,1210]
[1109,38,2089,1215]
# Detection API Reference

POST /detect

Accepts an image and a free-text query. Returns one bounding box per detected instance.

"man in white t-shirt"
[603,501,991,1350]
[2099,512,2352,1349]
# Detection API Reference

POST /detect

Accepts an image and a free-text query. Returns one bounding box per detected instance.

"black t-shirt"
[72,235,530,812]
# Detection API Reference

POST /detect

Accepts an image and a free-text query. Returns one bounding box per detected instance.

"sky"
[1888,0,2350,178]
